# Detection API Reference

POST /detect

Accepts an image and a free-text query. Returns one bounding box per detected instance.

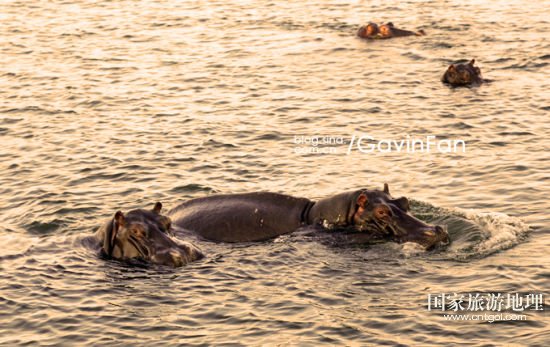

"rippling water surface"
[1,0,549,345]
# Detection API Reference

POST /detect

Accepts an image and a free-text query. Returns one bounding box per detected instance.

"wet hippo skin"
[167,192,311,242]
[442,59,484,86]
[93,202,204,267]
[167,185,450,249]
[357,22,425,39]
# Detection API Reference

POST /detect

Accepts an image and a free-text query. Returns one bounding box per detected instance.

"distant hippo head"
[378,22,394,38]
[357,22,379,38]
[352,184,450,249]
[99,202,204,267]
[442,59,483,86]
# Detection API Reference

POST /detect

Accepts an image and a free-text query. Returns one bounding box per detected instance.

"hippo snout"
[431,225,450,248]
[406,224,450,250]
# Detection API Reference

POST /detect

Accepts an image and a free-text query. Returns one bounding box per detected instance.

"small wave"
[401,242,428,257]
[500,61,548,71]
[1,117,22,124]
[402,52,426,61]
[270,199,531,262]
[497,131,533,136]
[196,139,237,150]
[451,121,474,129]
[0,234,35,260]
[411,201,530,261]
[458,210,530,256]
[253,133,282,141]
[24,219,67,235]
[430,42,454,49]
[170,183,217,194]
[1,106,77,115]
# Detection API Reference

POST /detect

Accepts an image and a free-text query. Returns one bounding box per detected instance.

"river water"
[1,0,549,345]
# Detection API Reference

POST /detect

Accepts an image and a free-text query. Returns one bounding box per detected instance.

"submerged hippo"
[92,185,449,267]
[93,202,204,267]
[357,22,425,39]
[167,184,450,250]
[442,59,483,86]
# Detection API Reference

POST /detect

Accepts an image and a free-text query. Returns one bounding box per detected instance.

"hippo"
[93,202,204,267]
[167,184,450,250]
[441,59,483,86]
[357,22,425,39]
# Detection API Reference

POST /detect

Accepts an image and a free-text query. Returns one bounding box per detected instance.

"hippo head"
[352,184,450,249]
[442,59,482,86]
[100,202,204,267]
[357,22,379,38]
[379,22,394,38]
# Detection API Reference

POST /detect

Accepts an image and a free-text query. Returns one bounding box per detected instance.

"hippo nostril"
[434,225,450,245]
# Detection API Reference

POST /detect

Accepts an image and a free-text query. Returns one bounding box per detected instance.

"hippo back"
[167,192,312,242]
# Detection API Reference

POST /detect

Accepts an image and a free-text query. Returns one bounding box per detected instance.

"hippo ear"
[387,22,394,27]
[383,183,390,194]
[394,197,410,211]
[114,211,125,226]
[153,202,162,214]
[104,211,124,257]
[113,211,125,244]
[448,64,456,71]
[469,59,475,66]
[356,193,368,208]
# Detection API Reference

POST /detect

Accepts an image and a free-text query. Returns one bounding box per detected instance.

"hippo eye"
[131,226,146,238]
[374,205,392,219]
[159,216,172,233]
